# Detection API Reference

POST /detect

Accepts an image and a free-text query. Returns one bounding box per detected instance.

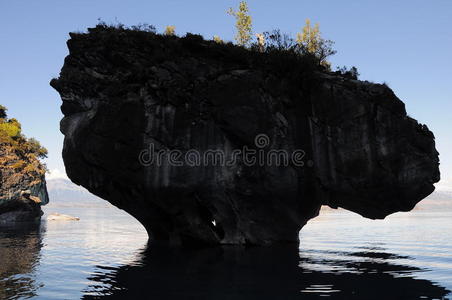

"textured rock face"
[0,105,48,223]
[51,26,439,245]
[0,152,49,223]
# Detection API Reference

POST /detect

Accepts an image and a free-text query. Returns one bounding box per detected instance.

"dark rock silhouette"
[82,244,450,299]
[51,26,440,245]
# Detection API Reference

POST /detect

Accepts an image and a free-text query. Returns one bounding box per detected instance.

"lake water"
[0,197,451,299]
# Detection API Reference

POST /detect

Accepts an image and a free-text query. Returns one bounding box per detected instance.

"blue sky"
[0,0,451,184]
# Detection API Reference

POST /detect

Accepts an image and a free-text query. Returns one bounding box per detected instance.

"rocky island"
[0,105,49,223]
[51,25,440,245]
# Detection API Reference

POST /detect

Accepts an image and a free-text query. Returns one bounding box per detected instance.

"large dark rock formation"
[51,26,440,245]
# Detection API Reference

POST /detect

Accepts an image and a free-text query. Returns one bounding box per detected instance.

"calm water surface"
[0,198,451,299]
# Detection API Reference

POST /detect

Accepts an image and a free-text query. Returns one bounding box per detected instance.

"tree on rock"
[0,105,6,119]
[164,25,176,36]
[213,35,224,44]
[228,1,253,47]
[297,19,336,69]
[0,104,47,177]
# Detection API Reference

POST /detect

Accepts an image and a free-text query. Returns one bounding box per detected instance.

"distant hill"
[415,188,452,210]
[46,178,106,206]
[46,178,452,211]
[427,189,452,201]
[320,187,452,213]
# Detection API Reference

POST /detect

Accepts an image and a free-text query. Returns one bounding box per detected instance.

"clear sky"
[0,0,451,184]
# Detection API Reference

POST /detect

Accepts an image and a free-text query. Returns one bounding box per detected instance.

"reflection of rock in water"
[0,223,45,299]
[83,245,449,299]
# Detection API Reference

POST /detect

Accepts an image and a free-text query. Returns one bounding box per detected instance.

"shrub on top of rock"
[0,105,47,177]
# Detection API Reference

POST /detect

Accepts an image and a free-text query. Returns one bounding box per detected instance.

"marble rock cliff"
[0,143,49,223]
[0,105,49,223]
[51,26,439,245]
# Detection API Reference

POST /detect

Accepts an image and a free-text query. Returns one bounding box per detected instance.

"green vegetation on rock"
[296,19,336,69]
[0,105,47,179]
[228,1,253,47]
[164,25,176,36]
